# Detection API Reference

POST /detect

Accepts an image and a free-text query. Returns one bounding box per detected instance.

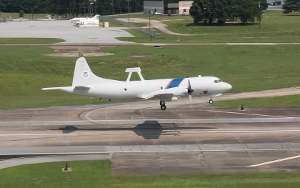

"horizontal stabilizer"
[42,86,74,92]
[42,87,63,91]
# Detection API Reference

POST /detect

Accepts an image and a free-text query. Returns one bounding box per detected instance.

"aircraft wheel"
[160,105,166,111]
[209,99,213,104]
[160,100,165,105]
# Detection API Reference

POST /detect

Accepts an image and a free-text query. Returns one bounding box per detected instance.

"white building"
[144,1,193,15]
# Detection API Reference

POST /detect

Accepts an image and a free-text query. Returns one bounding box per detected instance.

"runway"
[1,94,300,174]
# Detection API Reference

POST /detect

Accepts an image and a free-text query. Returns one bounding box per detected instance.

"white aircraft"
[69,15,100,27]
[42,57,232,110]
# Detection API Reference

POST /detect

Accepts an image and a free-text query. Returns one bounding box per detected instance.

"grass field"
[0,38,64,44]
[117,11,300,43]
[0,10,299,109]
[0,44,300,109]
[1,160,300,188]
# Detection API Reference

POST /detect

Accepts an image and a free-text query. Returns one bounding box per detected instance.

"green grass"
[0,11,300,108]
[1,45,300,109]
[0,38,64,44]
[117,11,300,43]
[0,12,54,20]
[1,160,300,188]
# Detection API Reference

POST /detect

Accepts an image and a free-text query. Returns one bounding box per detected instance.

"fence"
[100,16,156,38]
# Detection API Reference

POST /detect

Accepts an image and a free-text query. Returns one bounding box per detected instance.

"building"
[144,0,193,15]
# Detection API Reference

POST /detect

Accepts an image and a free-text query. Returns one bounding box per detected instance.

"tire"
[161,105,166,110]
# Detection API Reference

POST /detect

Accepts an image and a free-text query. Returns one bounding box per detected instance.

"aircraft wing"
[140,87,187,101]
[69,18,81,23]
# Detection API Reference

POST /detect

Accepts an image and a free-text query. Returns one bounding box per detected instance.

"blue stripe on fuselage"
[166,78,184,89]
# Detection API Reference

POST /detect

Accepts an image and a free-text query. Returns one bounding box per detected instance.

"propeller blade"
[187,79,194,101]
[187,80,194,94]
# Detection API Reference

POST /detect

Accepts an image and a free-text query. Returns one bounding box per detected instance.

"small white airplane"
[69,15,100,27]
[42,57,232,110]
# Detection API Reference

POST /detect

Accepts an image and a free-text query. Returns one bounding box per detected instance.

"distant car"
[154,12,162,15]
[182,12,189,16]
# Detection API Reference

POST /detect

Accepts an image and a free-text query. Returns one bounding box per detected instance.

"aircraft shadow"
[57,121,216,139]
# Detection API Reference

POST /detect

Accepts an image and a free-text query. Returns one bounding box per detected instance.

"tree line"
[190,0,268,25]
[0,0,144,17]
[283,0,300,14]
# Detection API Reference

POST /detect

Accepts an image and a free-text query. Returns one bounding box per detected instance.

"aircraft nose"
[226,83,232,90]
[225,83,232,91]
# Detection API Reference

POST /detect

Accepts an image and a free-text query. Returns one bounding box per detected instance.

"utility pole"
[149,10,152,41]
[126,0,131,23]
[258,1,261,29]
[112,0,114,19]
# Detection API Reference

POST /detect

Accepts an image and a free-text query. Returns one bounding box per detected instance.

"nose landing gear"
[160,100,166,110]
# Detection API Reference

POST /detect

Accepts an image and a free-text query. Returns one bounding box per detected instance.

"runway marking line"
[204,109,291,118]
[248,155,300,168]
[0,134,74,137]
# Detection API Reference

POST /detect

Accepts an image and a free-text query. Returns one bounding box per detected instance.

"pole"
[126,0,131,23]
[112,0,114,19]
[149,10,152,41]
[258,1,261,29]
[94,0,97,15]
[89,3,91,17]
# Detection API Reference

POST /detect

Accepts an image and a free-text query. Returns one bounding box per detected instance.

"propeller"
[187,79,194,101]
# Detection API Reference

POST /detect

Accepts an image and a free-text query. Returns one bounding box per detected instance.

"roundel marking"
[82,71,89,79]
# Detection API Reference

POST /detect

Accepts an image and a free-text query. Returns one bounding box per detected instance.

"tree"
[190,1,205,24]
[190,0,262,25]
[19,9,24,17]
[259,0,268,10]
[233,0,262,24]
[283,0,300,14]
[190,0,230,25]
[0,0,144,17]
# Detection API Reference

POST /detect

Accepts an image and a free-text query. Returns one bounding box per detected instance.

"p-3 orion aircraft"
[43,57,232,110]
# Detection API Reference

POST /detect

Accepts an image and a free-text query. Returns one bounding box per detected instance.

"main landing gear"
[160,100,166,111]
[209,99,214,104]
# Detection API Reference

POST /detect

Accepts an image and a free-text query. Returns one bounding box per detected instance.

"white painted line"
[0,134,74,137]
[207,129,300,133]
[227,43,276,45]
[248,155,300,168]
[204,109,291,118]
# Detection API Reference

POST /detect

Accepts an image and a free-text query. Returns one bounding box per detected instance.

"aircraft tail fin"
[92,15,100,20]
[72,57,105,87]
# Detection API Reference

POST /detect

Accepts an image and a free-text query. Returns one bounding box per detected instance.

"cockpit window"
[214,79,222,83]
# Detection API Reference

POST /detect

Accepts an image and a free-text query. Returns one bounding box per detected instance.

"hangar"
[144,0,193,15]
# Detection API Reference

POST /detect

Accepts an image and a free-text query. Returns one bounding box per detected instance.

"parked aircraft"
[42,57,232,110]
[69,15,100,27]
